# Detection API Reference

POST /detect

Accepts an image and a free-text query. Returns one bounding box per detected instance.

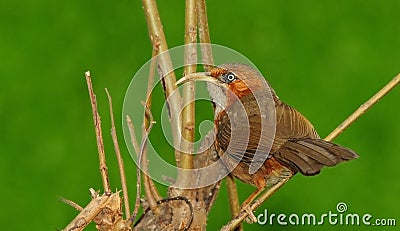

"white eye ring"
[225,72,236,82]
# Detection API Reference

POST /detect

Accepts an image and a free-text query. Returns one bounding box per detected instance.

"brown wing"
[272,100,319,151]
[273,100,358,175]
[274,138,359,175]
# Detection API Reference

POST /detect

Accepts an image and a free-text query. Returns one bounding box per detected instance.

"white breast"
[206,82,227,117]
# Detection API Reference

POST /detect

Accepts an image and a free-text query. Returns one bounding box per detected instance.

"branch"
[178,0,198,179]
[142,44,162,203]
[105,88,131,219]
[125,115,141,156]
[126,39,163,225]
[197,0,213,71]
[59,197,83,211]
[141,105,159,209]
[221,72,400,231]
[225,175,243,231]
[63,189,128,231]
[325,73,400,141]
[126,115,143,225]
[220,177,290,231]
[85,71,111,195]
[142,0,182,162]
[137,1,223,231]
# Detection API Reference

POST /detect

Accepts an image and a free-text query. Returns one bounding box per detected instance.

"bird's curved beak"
[175,72,223,86]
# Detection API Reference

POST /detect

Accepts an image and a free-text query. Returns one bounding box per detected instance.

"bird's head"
[176,63,271,102]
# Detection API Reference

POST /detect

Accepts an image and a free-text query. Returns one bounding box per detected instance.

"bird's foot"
[242,204,257,224]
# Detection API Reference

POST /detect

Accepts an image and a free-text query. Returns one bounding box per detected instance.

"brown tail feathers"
[274,138,359,175]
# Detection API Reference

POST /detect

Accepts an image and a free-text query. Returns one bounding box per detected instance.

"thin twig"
[126,106,158,206]
[220,177,290,231]
[140,105,158,210]
[142,44,162,202]
[221,72,400,231]
[325,73,400,141]
[141,106,158,209]
[59,197,83,211]
[126,108,158,224]
[126,115,142,225]
[105,88,131,218]
[85,71,111,195]
[197,0,213,71]
[126,116,141,155]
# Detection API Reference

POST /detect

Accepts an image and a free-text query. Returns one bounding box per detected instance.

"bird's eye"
[224,72,237,83]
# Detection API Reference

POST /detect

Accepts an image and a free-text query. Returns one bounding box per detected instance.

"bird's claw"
[242,205,257,224]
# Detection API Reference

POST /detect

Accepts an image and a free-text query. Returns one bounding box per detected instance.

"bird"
[176,63,359,209]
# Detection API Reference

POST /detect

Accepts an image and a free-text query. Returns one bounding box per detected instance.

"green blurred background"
[1,0,399,230]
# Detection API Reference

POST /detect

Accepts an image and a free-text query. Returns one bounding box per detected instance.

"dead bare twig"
[63,73,130,231]
[142,44,162,204]
[85,71,111,195]
[59,197,83,211]
[126,105,157,223]
[105,88,131,219]
[63,189,130,231]
[125,115,142,226]
[140,103,158,210]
